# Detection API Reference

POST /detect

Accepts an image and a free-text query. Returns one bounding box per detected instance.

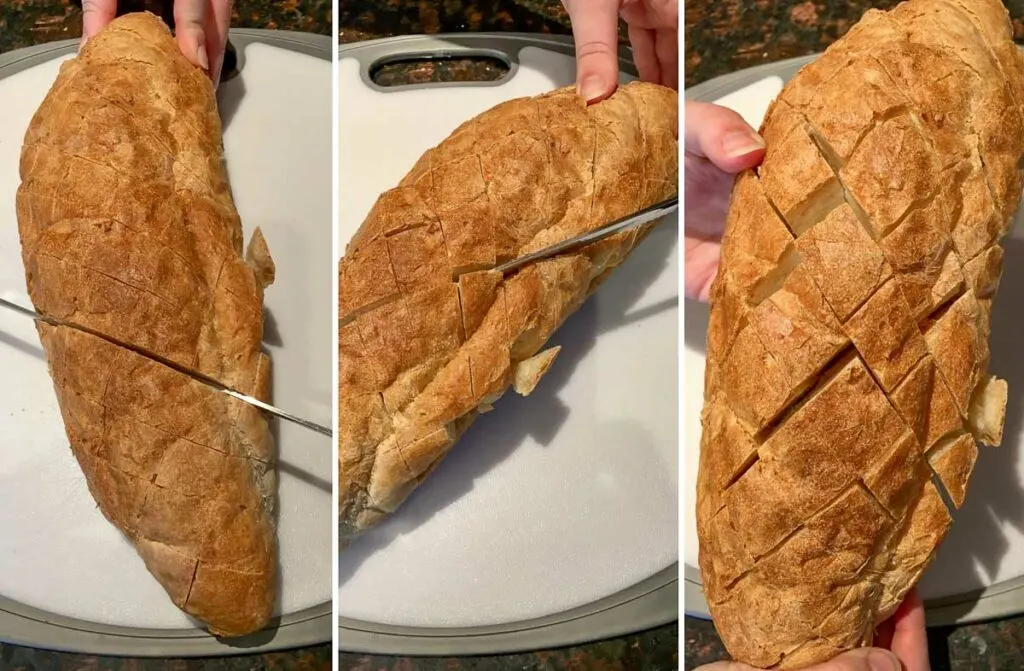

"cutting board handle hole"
[221,40,240,83]
[368,53,512,88]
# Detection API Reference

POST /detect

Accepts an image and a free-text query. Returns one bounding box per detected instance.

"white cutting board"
[337,47,679,627]
[683,77,1024,604]
[0,42,333,628]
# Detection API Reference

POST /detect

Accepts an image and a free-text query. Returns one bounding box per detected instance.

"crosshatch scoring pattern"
[697,0,1024,668]
[14,14,279,635]
[338,83,678,544]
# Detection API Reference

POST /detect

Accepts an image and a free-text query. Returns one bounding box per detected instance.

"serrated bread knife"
[0,296,331,437]
[493,195,679,274]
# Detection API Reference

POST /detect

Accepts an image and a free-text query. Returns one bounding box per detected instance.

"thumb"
[812,648,902,671]
[562,0,621,103]
[685,101,765,174]
[695,649,900,671]
[81,0,117,46]
[174,0,211,73]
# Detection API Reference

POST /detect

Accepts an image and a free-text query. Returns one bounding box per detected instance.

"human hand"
[562,0,678,102]
[684,100,765,301]
[81,0,233,86]
[873,588,931,671]
[693,589,931,671]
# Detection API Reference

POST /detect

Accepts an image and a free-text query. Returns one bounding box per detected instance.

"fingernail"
[722,129,765,158]
[196,43,210,71]
[578,75,605,102]
[867,650,900,671]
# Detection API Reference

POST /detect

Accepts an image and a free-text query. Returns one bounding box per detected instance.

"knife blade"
[493,195,679,275]
[0,296,332,437]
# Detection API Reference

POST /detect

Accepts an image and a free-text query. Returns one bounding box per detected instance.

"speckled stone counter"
[340,0,570,43]
[0,0,330,54]
[339,625,679,671]
[337,1,678,669]
[0,1,331,669]
[339,0,631,80]
[0,646,333,671]
[684,0,1024,87]
[684,1,1024,668]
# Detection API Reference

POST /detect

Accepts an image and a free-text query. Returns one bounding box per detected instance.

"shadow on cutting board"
[339,218,679,588]
[262,307,284,347]
[269,406,331,495]
[217,70,246,132]
[0,329,45,360]
[681,237,1024,623]
[216,73,247,201]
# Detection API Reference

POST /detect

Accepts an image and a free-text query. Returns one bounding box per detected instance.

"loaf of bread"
[697,0,1023,666]
[339,82,678,542]
[16,13,278,637]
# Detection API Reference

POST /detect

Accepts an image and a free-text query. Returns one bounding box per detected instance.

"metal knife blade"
[493,195,679,275]
[0,296,332,437]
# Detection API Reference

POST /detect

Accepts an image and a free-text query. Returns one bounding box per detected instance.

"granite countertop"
[338,1,678,669]
[0,0,330,53]
[339,0,630,82]
[685,0,1024,87]
[685,1,1024,669]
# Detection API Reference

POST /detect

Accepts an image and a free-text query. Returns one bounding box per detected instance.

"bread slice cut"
[697,0,1022,666]
[968,374,1008,446]
[926,432,979,509]
[15,13,277,637]
[339,82,679,542]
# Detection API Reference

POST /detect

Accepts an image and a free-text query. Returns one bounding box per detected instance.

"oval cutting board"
[338,34,679,654]
[0,30,333,655]
[684,55,1024,625]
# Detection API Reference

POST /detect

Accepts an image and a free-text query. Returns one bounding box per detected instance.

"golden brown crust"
[15,13,276,637]
[926,432,978,509]
[697,0,1020,666]
[339,82,678,541]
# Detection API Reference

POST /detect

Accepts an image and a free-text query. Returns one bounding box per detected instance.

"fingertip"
[685,101,766,172]
[197,43,210,72]
[80,0,116,49]
[210,49,228,90]
[903,587,924,612]
[889,590,930,671]
[866,649,902,671]
[698,273,717,302]
[684,662,754,671]
[720,128,765,160]
[564,0,620,103]
[628,24,660,87]
[176,30,210,73]
[718,146,766,175]
[578,73,613,103]
[829,647,901,671]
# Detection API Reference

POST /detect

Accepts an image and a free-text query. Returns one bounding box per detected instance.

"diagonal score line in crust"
[0,296,331,437]
[492,195,680,275]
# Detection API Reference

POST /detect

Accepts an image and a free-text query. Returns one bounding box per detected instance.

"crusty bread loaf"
[697,0,1023,666]
[339,82,678,543]
[16,13,278,637]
